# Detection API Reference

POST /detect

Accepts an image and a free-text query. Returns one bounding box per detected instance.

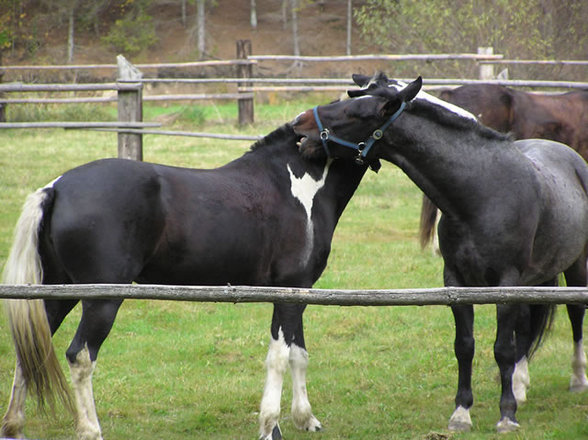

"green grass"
[1,99,587,439]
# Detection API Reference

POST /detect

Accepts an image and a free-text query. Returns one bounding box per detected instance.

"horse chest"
[286,161,332,267]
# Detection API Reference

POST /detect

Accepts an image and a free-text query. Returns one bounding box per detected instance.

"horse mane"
[409,98,512,142]
[249,124,295,152]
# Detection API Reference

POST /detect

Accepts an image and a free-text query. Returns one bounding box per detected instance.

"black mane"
[250,123,296,151]
[409,98,512,142]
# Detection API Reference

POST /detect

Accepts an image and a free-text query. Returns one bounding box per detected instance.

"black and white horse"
[1,123,383,440]
[292,73,588,432]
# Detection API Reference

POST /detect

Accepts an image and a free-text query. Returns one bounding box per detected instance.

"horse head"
[292,74,422,169]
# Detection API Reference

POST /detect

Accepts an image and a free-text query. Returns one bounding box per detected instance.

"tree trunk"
[346,0,352,55]
[181,0,187,27]
[67,7,74,63]
[281,0,288,29]
[291,0,300,57]
[250,0,257,29]
[197,0,205,57]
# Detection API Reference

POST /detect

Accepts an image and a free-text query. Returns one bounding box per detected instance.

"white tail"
[2,184,73,411]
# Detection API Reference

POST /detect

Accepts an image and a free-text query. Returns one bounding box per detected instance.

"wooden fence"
[0,284,587,306]
[1,44,587,161]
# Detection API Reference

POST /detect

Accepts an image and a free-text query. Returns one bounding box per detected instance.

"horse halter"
[312,101,406,168]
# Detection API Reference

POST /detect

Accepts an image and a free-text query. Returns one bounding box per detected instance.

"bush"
[102,11,158,56]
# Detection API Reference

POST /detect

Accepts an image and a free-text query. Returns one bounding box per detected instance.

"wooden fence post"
[478,47,494,80]
[117,55,143,160]
[236,40,254,125]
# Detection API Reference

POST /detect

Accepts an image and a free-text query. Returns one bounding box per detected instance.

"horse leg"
[66,299,123,440]
[1,361,27,439]
[288,314,321,432]
[448,304,475,432]
[564,258,588,392]
[259,304,320,440]
[1,298,78,439]
[494,304,520,433]
[512,305,531,405]
[512,277,557,405]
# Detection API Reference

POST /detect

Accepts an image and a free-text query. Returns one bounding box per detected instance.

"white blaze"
[287,160,331,265]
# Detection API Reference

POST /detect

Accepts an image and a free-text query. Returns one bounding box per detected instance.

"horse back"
[439,84,514,132]
[511,90,588,160]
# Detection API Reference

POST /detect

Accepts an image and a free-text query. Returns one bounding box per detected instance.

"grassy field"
[0,100,587,439]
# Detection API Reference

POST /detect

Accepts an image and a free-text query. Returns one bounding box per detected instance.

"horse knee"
[454,336,474,362]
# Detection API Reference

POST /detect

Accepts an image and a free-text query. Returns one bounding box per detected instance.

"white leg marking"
[496,417,520,433]
[287,161,331,265]
[1,362,27,438]
[259,329,290,440]
[432,209,441,256]
[512,356,530,405]
[290,345,321,432]
[448,405,472,432]
[570,339,588,392]
[69,346,103,440]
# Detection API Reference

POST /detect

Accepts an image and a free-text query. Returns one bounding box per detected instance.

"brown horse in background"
[438,84,588,159]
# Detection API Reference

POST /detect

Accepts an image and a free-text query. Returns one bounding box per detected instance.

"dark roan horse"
[423,84,588,253]
[291,73,588,432]
[1,122,382,440]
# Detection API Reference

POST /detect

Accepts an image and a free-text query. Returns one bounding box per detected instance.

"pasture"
[0,99,586,439]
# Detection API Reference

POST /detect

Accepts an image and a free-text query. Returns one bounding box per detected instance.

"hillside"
[2,0,370,80]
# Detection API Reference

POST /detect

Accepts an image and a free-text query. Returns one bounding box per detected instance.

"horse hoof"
[294,415,322,432]
[260,424,282,440]
[496,417,520,433]
[448,406,472,432]
[305,416,322,432]
[570,376,588,393]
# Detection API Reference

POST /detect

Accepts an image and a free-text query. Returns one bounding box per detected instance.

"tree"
[355,0,587,60]
[346,0,352,55]
[196,0,205,57]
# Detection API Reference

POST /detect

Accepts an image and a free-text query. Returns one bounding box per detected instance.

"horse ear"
[352,73,371,87]
[398,76,422,103]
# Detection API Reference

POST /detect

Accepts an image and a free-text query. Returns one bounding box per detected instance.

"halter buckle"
[320,129,330,141]
[372,129,383,140]
[354,153,365,165]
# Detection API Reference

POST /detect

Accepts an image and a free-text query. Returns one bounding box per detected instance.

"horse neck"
[247,129,367,221]
[382,111,513,219]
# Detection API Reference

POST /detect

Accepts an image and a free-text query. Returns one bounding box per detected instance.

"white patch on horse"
[570,338,588,392]
[512,356,530,404]
[287,160,331,265]
[1,362,27,437]
[68,345,103,440]
[448,405,472,431]
[45,175,62,189]
[259,328,290,439]
[290,344,321,431]
[389,80,477,121]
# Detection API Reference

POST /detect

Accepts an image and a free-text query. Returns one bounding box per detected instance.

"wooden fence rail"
[0,284,586,306]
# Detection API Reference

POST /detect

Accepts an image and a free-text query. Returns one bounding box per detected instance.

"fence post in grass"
[117,55,143,161]
[236,40,254,125]
[478,47,494,80]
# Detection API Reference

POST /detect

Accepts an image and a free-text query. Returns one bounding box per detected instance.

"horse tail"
[3,184,73,412]
[419,194,438,249]
[527,304,557,360]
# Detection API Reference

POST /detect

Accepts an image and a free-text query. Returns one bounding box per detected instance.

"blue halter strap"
[312,101,406,165]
